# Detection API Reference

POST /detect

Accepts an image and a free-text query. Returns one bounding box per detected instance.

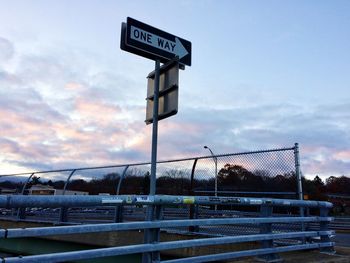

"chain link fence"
[118,145,299,198]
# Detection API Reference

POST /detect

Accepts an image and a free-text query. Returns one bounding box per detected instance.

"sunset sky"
[0,1,349,179]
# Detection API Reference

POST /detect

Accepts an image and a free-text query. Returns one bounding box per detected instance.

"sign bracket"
[146,84,178,101]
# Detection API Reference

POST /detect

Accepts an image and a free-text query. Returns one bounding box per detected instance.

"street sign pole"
[143,59,161,263]
[150,59,160,195]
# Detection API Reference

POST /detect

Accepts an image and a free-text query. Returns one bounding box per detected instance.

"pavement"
[229,247,350,263]
[332,233,350,247]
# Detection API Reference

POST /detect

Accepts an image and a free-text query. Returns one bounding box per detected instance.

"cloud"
[0,37,14,63]
[152,102,350,178]
[0,37,152,172]
[0,36,349,181]
[73,97,122,125]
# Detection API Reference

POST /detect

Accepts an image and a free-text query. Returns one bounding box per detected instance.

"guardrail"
[0,195,334,263]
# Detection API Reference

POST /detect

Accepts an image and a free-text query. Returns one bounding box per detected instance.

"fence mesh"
[194,148,297,197]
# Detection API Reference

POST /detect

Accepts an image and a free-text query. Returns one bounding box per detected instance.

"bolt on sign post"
[120,17,191,197]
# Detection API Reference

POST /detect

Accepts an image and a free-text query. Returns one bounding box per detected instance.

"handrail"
[0,194,334,263]
[0,195,333,208]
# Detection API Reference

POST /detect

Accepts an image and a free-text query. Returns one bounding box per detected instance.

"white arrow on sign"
[130,25,188,59]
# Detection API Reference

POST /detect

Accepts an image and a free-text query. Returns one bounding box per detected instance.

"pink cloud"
[74,98,122,125]
[65,82,85,90]
[333,150,350,162]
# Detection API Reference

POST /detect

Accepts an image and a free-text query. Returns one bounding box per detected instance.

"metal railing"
[0,195,334,263]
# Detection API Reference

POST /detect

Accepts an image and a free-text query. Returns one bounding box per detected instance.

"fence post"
[59,206,68,222]
[294,143,303,201]
[113,166,129,223]
[189,159,199,232]
[305,207,311,243]
[142,204,163,263]
[59,169,76,223]
[114,205,124,223]
[17,173,35,220]
[152,204,163,262]
[294,143,306,239]
[116,165,129,195]
[319,207,335,254]
[258,204,281,262]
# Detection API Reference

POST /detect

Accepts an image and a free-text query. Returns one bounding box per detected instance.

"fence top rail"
[0,145,296,177]
[0,194,332,209]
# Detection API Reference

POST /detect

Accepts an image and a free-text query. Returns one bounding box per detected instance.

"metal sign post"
[142,60,161,263]
[150,60,160,195]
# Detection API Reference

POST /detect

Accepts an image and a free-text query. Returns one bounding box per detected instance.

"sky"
[0,0,349,180]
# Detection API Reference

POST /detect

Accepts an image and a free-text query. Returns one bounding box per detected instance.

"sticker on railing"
[209,197,220,203]
[219,197,241,203]
[173,197,182,204]
[136,196,154,203]
[249,199,263,205]
[101,197,123,204]
[197,196,207,202]
[183,197,195,204]
[126,196,133,204]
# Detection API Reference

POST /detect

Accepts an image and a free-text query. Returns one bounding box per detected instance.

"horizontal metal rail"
[194,190,296,195]
[0,195,333,208]
[1,217,333,238]
[308,217,350,231]
[161,243,334,263]
[1,232,333,263]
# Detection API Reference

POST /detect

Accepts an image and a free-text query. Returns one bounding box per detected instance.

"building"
[28,184,88,196]
[0,187,17,195]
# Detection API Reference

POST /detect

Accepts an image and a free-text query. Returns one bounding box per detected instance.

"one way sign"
[121,17,191,66]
